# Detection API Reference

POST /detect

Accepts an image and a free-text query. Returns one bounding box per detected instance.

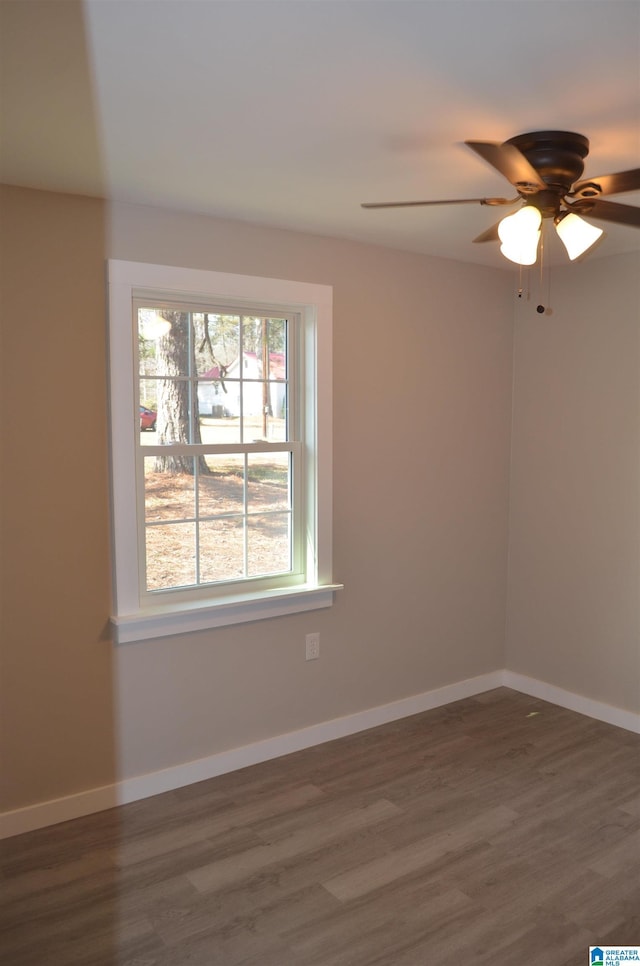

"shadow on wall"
[0,3,119,963]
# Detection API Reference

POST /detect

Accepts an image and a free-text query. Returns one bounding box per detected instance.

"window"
[137,304,298,595]
[108,261,340,643]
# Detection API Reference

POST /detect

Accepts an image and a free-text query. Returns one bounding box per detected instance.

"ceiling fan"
[362,131,640,264]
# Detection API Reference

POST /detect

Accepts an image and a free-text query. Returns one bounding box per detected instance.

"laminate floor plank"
[115,783,324,868]
[321,804,517,901]
[538,867,639,935]
[284,877,474,966]
[186,799,401,894]
[1,688,638,966]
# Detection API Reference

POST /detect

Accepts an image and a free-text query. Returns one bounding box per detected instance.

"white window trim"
[107,260,341,644]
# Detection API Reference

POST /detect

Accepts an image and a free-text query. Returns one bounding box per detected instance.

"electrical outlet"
[305,632,320,661]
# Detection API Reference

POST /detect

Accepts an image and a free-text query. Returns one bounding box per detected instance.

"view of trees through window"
[137,306,294,592]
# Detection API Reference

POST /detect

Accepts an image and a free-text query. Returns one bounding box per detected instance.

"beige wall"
[1,186,514,810]
[506,252,640,713]
[0,186,115,809]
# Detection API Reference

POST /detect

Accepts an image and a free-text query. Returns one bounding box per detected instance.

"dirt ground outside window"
[144,463,291,590]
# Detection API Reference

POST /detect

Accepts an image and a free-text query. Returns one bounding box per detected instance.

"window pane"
[155,378,198,444]
[265,384,287,441]
[146,522,196,590]
[247,454,290,513]
[139,378,158,442]
[198,455,244,518]
[198,411,241,445]
[139,310,191,377]
[144,457,195,522]
[140,377,203,446]
[196,378,229,419]
[199,519,245,583]
[247,513,291,576]
[138,308,169,376]
[242,385,268,442]
[266,319,287,380]
[243,318,287,375]
[139,378,159,413]
[194,314,240,377]
[240,317,288,441]
[241,317,261,360]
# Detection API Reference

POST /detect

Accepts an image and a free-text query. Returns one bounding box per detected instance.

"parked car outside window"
[139,406,156,431]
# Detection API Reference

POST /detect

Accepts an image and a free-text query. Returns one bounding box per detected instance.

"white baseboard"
[0,670,502,840]
[502,671,640,735]
[0,785,121,841]
[2,668,638,840]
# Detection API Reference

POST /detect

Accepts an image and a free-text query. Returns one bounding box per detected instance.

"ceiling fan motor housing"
[506,131,590,193]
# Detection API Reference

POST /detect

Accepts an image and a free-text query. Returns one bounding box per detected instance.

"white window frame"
[107,260,341,644]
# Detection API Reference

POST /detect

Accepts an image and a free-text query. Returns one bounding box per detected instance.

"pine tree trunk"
[155,311,210,475]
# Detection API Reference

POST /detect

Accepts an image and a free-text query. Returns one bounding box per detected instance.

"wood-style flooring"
[1,687,639,966]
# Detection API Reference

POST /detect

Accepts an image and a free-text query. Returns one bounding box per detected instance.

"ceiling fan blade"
[472,222,501,244]
[571,168,640,199]
[464,140,546,192]
[568,198,640,228]
[361,197,517,209]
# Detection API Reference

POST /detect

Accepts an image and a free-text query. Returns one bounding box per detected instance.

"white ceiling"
[1,0,639,268]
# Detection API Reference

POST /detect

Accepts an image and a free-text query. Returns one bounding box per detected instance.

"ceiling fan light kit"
[362,130,639,266]
[554,211,604,261]
[497,206,603,266]
[498,205,542,265]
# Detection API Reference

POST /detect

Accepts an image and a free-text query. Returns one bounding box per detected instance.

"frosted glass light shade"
[555,212,604,260]
[498,206,542,265]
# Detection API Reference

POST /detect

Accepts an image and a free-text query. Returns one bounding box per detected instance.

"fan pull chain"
[535,221,552,315]
[516,264,531,302]
[518,263,532,301]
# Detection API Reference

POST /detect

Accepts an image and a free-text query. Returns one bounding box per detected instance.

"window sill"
[111,583,344,644]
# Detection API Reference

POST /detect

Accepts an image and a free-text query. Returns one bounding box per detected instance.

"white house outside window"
[107,261,340,643]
